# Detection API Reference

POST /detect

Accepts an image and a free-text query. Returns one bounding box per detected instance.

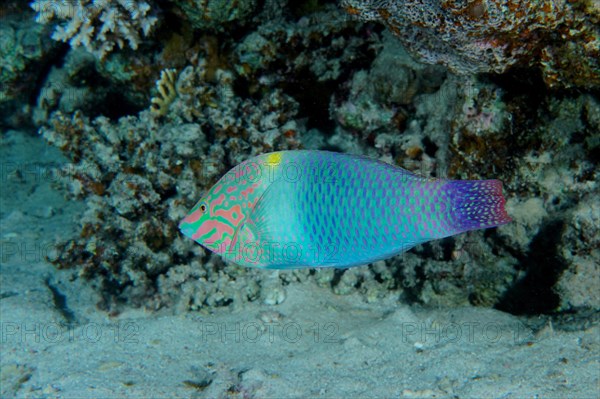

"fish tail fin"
[446,179,511,232]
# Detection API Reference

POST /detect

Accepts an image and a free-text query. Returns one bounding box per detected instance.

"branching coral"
[30,0,158,59]
[150,68,178,116]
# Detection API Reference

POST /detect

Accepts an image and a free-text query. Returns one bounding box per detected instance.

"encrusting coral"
[342,0,600,89]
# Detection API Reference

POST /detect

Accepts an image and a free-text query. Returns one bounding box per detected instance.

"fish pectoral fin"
[236,178,296,248]
[240,180,286,244]
[229,216,245,251]
[229,180,297,268]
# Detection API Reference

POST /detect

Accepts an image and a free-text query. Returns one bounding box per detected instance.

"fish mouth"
[178,219,195,239]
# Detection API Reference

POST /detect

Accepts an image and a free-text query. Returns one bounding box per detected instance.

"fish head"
[179,157,271,256]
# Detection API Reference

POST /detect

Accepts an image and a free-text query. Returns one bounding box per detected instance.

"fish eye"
[200,203,207,213]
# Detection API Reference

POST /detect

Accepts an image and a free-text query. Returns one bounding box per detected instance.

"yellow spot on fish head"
[266,152,282,166]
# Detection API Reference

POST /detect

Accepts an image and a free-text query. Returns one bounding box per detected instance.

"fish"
[179,150,511,269]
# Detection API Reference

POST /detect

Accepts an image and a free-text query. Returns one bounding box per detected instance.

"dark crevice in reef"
[96,276,130,312]
[100,90,146,121]
[495,220,568,315]
[232,19,382,135]
[45,279,76,325]
[483,67,548,106]
[330,269,344,288]
[289,0,337,17]
[29,43,70,107]
[397,260,427,305]
[440,237,456,261]
[422,136,439,159]
[287,74,339,132]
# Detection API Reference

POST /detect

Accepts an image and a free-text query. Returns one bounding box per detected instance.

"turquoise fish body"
[179,150,511,269]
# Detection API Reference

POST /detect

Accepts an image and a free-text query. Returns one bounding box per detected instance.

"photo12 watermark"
[1,321,140,345]
[398,320,537,346]
[0,241,62,264]
[196,320,340,344]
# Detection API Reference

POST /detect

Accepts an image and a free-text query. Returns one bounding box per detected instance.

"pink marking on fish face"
[189,180,252,254]
[182,208,202,224]
[215,204,244,226]
[237,161,261,180]
[241,183,259,198]
[210,194,225,213]
[191,219,234,240]
[181,158,272,256]
[203,233,232,254]
[191,217,235,255]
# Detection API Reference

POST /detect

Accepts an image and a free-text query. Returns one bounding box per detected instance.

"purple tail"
[446,179,511,232]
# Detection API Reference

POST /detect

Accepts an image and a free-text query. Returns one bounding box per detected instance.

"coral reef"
[454,88,600,314]
[235,4,379,87]
[342,0,600,89]
[0,8,58,128]
[31,47,154,125]
[28,0,599,316]
[326,41,599,311]
[33,4,396,311]
[39,59,303,310]
[331,32,446,140]
[556,197,600,311]
[173,0,257,31]
[32,49,97,125]
[30,0,158,59]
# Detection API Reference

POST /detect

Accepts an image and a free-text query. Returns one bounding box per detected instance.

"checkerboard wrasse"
[180,150,511,269]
